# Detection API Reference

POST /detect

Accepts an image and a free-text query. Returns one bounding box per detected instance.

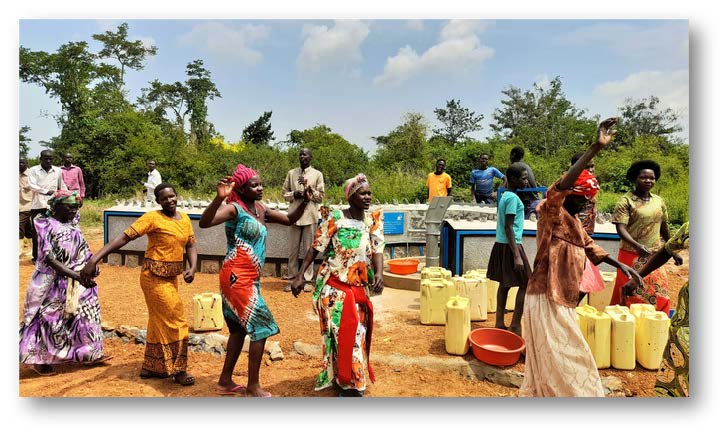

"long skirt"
[519,293,604,397]
[19,270,105,365]
[314,281,371,392]
[611,249,670,314]
[139,270,189,376]
[655,282,690,397]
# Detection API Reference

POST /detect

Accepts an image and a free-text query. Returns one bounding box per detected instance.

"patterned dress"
[655,222,689,397]
[219,203,279,341]
[124,211,195,376]
[311,206,385,392]
[20,214,105,364]
[611,192,671,312]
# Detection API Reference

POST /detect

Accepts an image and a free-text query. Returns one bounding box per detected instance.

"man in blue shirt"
[469,153,504,204]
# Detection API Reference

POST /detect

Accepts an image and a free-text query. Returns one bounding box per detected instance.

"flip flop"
[173,372,196,386]
[215,384,247,396]
[31,365,56,376]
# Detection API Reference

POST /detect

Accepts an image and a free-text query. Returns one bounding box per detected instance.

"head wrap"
[572,169,600,198]
[227,164,259,207]
[344,173,370,200]
[47,190,79,216]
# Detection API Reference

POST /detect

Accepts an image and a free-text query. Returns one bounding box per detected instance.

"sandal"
[31,364,56,376]
[173,371,196,386]
[215,384,247,396]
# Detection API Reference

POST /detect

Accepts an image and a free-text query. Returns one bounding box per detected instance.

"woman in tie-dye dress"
[19,190,109,376]
[291,173,385,397]
[200,164,312,397]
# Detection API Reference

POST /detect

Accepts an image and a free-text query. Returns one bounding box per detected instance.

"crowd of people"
[18,118,688,397]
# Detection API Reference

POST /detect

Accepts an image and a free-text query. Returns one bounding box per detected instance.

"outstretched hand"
[80,263,98,284]
[216,177,236,199]
[620,264,643,289]
[596,117,619,148]
[290,275,305,298]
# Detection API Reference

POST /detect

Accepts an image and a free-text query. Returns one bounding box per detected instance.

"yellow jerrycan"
[575,304,611,368]
[453,276,488,321]
[192,292,224,332]
[588,271,617,312]
[636,310,670,370]
[420,278,457,325]
[604,305,636,370]
[505,286,520,311]
[420,266,453,281]
[445,296,471,355]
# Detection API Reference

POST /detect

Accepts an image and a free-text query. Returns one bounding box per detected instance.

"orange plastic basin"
[468,328,525,367]
[388,259,420,275]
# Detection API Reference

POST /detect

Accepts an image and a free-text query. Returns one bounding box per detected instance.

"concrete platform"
[382,256,425,292]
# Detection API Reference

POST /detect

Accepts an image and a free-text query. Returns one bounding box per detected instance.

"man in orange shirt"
[425,159,452,202]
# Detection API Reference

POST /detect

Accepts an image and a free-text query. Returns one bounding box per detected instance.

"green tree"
[489,76,596,155]
[92,22,158,88]
[287,125,368,186]
[372,112,429,171]
[19,126,31,158]
[433,99,484,146]
[241,111,275,146]
[138,79,189,129]
[613,96,684,151]
[185,59,221,147]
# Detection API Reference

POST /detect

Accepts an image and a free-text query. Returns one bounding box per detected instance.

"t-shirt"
[469,167,505,197]
[495,191,525,244]
[426,172,452,202]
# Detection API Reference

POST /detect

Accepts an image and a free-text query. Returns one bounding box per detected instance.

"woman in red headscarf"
[519,119,643,397]
[200,164,312,397]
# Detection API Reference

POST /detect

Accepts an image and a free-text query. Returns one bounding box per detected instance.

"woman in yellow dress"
[81,183,198,386]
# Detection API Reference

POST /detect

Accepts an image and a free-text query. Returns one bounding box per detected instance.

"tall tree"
[138,79,189,128]
[489,76,595,155]
[184,59,221,147]
[614,96,684,150]
[19,126,31,158]
[241,111,275,146]
[373,112,429,171]
[92,22,158,88]
[433,99,484,146]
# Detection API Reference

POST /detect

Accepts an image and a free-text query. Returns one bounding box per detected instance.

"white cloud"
[592,69,689,138]
[374,20,494,86]
[297,20,370,74]
[179,22,270,65]
[405,20,425,31]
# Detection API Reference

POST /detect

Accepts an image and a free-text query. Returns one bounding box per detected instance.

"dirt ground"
[17,228,689,398]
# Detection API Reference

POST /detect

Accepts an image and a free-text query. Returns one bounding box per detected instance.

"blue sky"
[20,19,689,157]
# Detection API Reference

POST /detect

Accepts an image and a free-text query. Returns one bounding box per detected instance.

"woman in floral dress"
[291,173,385,397]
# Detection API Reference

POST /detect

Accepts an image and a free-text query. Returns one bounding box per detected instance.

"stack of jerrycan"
[575,304,611,368]
[604,305,636,370]
[420,267,456,325]
[420,266,452,281]
[192,292,224,332]
[631,304,671,370]
[445,296,471,355]
[452,276,488,321]
[588,271,618,312]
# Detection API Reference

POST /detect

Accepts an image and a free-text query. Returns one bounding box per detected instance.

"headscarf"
[572,169,600,199]
[227,164,259,208]
[344,173,369,200]
[47,190,79,212]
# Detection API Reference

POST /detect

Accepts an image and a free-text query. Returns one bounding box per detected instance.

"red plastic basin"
[388,259,419,275]
[469,328,525,367]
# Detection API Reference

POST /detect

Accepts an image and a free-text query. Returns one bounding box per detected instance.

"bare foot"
[508,325,522,337]
[246,383,272,397]
[494,324,507,331]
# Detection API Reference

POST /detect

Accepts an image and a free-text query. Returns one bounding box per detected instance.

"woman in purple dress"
[19,190,109,376]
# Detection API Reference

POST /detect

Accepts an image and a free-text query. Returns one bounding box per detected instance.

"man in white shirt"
[143,160,162,202]
[27,149,67,262]
[282,148,325,292]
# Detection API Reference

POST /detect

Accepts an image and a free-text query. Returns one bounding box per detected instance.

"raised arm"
[199,178,238,228]
[265,186,313,225]
[557,118,618,191]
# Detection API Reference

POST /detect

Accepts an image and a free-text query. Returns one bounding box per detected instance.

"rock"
[134,329,146,344]
[101,322,115,332]
[602,375,633,397]
[267,341,285,361]
[203,333,228,352]
[293,341,319,357]
[188,334,205,346]
[465,360,524,388]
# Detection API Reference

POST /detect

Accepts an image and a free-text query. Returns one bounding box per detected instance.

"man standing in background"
[426,159,452,202]
[282,148,325,292]
[19,157,33,258]
[143,160,162,202]
[27,149,67,263]
[469,153,504,204]
[61,152,86,206]
[509,146,540,218]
